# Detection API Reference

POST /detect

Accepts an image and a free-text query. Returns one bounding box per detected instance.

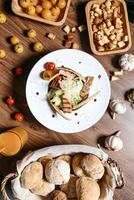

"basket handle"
[107,158,125,189]
[1,172,18,200]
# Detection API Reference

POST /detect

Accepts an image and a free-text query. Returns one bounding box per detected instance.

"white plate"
[26,49,110,133]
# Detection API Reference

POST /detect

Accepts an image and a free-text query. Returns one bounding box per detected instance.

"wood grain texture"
[0,0,134,199]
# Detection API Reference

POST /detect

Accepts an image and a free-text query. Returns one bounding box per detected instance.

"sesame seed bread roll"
[31,180,55,197]
[45,159,70,185]
[60,175,79,198]
[76,177,100,200]
[50,190,67,200]
[81,154,104,180]
[72,153,86,177]
[20,161,43,189]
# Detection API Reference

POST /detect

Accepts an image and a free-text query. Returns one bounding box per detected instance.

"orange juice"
[10,127,28,147]
[0,127,28,156]
[0,142,5,153]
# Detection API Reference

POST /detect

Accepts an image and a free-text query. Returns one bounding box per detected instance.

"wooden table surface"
[0,0,134,199]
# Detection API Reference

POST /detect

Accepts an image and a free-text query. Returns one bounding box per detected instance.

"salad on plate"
[42,62,99,119]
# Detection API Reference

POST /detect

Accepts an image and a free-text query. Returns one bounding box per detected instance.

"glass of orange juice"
[0,127,28,156]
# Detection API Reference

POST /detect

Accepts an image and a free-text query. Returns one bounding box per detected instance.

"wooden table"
[0,0,134,199]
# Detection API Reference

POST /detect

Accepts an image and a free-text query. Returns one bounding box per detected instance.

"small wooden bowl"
[11,0,71,26]
[85,0,132,55]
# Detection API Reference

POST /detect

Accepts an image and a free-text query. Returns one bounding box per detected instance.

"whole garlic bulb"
[109,99,126,114]
[119,54,134,71]
[105,131,123,151]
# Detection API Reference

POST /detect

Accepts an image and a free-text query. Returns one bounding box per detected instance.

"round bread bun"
[45,159,70,185]
[81,154,104,180]
[20,161,43,189]
[60,175,79,198]
[76,177,100,200]
[72,153,86,177]
[31,180,55,197]
[57,154,72,165]
[38,155,53,168]
[50,190,67,200]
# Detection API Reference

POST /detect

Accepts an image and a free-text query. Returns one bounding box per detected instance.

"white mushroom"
[119,54,134,71]
[109,99,126,119]
[105,131,123,151]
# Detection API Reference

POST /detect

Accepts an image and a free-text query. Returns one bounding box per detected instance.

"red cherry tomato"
[14,67,23,76]
[14,112,24,122]
[44,62,56,71]
[6,96,15,106]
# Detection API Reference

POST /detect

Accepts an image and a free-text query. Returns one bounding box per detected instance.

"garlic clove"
[114,103,126,114]
[105,136,112,150]
[105,132,123,152]
[110,136,123,151]
[119,53,134,71]
[109,99,126,115]
[109,111,116,120]
[114,130,121,136]
[126,89,134,103]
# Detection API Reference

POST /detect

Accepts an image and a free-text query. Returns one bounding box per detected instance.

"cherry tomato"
[14,112,24,122]
[42,70,54,80]
[6,96,15,106]
[14,67,23,76]
[44,62,56,71]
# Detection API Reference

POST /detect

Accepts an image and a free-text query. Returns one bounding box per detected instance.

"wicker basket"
[1,145,125,200]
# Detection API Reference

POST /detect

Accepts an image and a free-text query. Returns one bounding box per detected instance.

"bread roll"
[60,175,79,198]
[50,190,67,200]
[81,154,104,180]
[72,153,86,177]
[31,180,55,197]
[38,155,53,168]
[20,161,43,189]
[76,177,100,200]
[57,154,72,165]
[45,159,70,185]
